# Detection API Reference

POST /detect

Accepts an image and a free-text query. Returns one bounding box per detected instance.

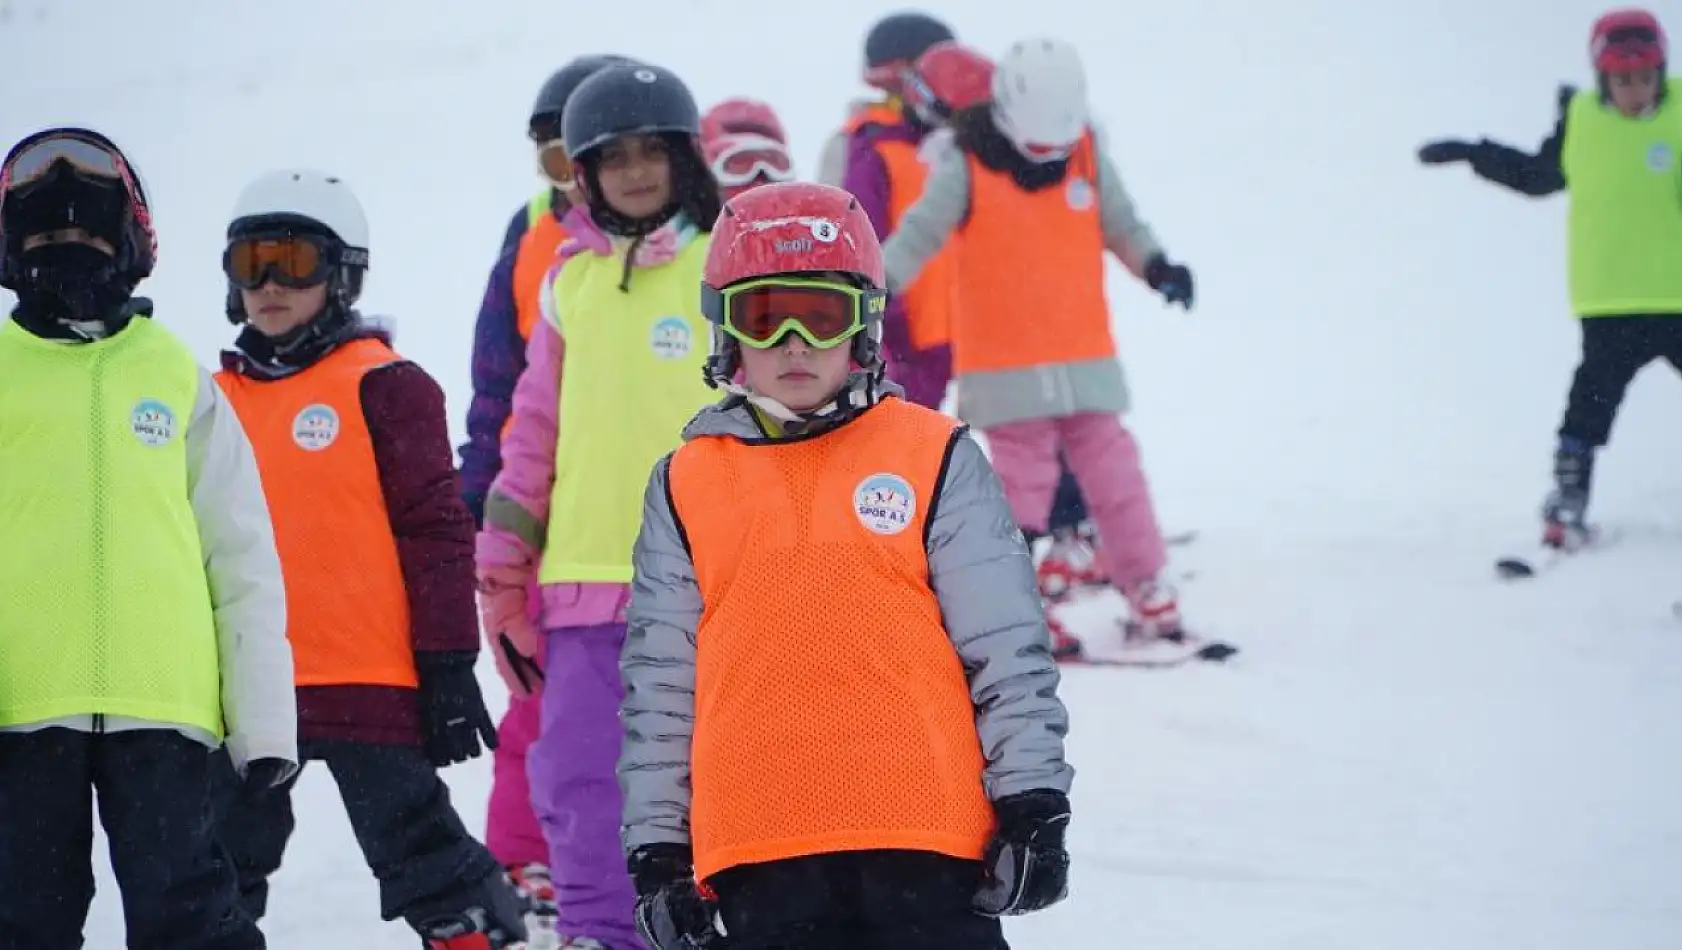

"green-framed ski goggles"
[703,276,886,349]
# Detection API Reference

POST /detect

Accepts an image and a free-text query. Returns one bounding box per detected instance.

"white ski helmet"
[991,38,1090,159]
[225,169,370,322]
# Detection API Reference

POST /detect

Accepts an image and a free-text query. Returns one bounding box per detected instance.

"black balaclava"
[7,173,140,340]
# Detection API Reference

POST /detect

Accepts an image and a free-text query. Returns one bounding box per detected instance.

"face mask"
[14,242,130,336]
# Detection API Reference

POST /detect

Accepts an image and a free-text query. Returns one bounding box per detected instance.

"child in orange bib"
[881,38,1199,661]
[618,182,1074,950]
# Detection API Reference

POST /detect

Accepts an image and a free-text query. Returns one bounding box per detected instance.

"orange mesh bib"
[669,398,995,881]
[950,130,1114,375]
[216,338,416,688]
[878,138,956,349]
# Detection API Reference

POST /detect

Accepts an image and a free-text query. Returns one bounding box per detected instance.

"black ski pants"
[214,740,505,933]
[0,727,263,950]
[1559,314,1682,447]
[1048,452,1089,534]
[708,850,1009,950]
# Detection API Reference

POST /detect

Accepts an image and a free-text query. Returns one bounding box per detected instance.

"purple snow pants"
[528,622,647,950]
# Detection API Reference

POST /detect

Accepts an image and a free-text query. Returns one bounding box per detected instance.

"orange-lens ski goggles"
[706,277,885,349]
[223,234,333,290]
[537,141,576,187]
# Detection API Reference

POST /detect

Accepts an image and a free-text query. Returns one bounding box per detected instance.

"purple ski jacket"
[458,195,559,526]
[842,115,953,410]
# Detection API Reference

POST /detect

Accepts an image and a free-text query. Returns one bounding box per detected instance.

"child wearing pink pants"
[880,38,1198,658]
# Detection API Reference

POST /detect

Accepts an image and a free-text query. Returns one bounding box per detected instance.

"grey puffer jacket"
[618,388,1074,853]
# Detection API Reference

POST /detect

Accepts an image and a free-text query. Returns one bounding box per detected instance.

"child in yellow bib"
[475,60,722,950]
[0,126,296,949]
[1419,9,1682,549]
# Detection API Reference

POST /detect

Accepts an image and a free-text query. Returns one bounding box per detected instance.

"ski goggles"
[1595,26,1665,70]
[1,131,130,194]
[704,276,885,349]
[223,233,338,290]
[708,135,794,188]
[902,70,952,124]
[992,106,1078,163]
[537,140,577,188]
[1015,137,1074,162]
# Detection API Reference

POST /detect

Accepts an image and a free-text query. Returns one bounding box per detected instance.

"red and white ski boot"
[421,907,523,950]
[507,863,561,950]
[1122,579,1181,637]
[1046,609,1086,662]
[1036,524,1108,602]
[1116,580,1206,662]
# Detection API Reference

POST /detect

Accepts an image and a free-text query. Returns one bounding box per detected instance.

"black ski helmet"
[560,61,720,239]
[529,53,632,141]
[864,12,955,76]
[563,61,702,160]
[0,126,156,292]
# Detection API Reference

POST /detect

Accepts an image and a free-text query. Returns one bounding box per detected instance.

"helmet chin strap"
[722,371,881,435]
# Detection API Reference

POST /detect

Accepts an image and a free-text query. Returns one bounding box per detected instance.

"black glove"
[241,757,298,796]
[416,651,498,768]
[1144,254,1194,309]
[1418,139,1474,165]
[629,843,721,950]
[974,789,1071,916]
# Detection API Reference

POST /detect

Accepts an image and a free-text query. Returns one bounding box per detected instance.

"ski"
[1060,639,1238,669]
[1056,622,1239,669]
[1164,528,1199,547]
[1494,525,1615,580]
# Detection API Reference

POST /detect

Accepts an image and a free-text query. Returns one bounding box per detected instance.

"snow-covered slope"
[4,0,1679,946]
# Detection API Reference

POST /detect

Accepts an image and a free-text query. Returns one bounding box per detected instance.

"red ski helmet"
[704,181,884,290]
[702,97,788,146]
[1591,8,1666,72]
[904,41,995,122]
[702,182,887,386]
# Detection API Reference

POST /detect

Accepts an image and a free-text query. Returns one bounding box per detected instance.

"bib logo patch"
[1065,177,1094,211]
[809,219,840,243]
[1647,142,1674,173]
[853,473,916,536]
[129,399,176,447]
[292,404,340,451]
[651,316,692,360]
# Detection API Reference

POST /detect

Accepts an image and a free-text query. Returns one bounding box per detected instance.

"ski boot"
[1035,522,1108,602]
[1118,578,1226,662]
[1122,578,1181,639]
[420,872,530,950]
[1541,437,1595,551]
[420,907,525,950]
[506,863,561,950]
[1046,608,1086,661]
